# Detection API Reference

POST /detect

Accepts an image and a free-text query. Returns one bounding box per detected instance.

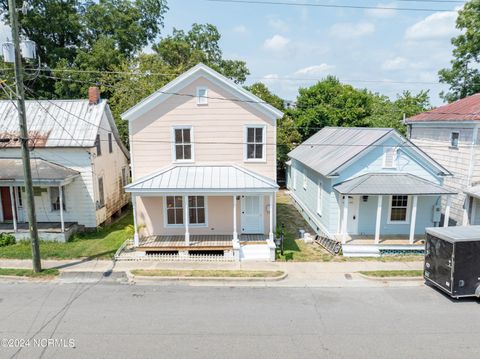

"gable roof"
[288,127,450,177]
[407,93,480,122]
[121,63,284,121]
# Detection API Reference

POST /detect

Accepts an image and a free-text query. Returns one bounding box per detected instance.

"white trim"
[382,146,397,169]
[316,179,323,215]
[171,125,195,163]
[444,195,452,227]
[292,164,297,190]
[450,131,460,149]
[196,86,208,105]
[387,195,411,224]
[232,195,238,241]
[244,124,267,162]
[409,195,418,244]
[269,194,274,240]
[375,195,382,244]
[163,195,209,228]
[59,186,65,233]
[9,186,17,232]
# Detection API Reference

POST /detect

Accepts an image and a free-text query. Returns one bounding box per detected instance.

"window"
[317,180,323,215]
[383,147,397,168]
[173,127,193,161]
[245,126,265,160]
[108,133,113,153]
[166,196,207,226]
[197,87,208,105]
[98,177,105,208]
[303,169,307,190]
[293,166,297,190]
[450,132,459,148]
[121,167,128,187]
[389,195,409,223]
[50,187,65,211]
[95,134,102,156]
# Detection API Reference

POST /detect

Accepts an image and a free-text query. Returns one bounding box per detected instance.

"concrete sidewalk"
[0,258,425,288]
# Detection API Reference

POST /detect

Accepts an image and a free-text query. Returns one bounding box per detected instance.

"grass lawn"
[0,212,133,260]
[0,268,59,277]
[359,270,424,278]
[131,269,285,278]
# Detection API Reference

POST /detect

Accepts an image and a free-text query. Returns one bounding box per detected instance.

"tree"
[244,82,285,110]
[439,1,480,102]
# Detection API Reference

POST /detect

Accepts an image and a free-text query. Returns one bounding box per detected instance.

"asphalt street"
[0,280,479,359]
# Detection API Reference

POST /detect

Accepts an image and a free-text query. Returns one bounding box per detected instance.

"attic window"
[383,147,397,169]
[450,132,459,148]
[197,87,208,105]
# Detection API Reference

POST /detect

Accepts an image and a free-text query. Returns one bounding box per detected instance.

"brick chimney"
[88,86,100,105]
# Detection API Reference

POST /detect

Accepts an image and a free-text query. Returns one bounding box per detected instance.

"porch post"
[132,194,139,246]
[409,195,418,244]
[269,193,274,241]
[184,195,190,245]
[59,186,65,233]
[444,195,451,228]
[341,195,349,244]
[375,195,382,244]
[232,195,238,241]
[9,186,17,233]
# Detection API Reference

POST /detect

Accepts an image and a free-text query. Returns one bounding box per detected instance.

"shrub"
[0,233,16,247]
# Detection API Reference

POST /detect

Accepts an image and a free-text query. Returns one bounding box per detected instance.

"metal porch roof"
[465,185,480,199]
[125,165,279,194]
[333,173,456,195]
[0,158,80,186]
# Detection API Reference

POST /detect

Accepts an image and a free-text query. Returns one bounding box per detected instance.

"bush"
[0,233,16,247]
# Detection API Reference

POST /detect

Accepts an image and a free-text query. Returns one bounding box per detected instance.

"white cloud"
[268,17,289,32]
[329,22,375,39]
[294,64,334,76]
[382,57,409,71]
[365,2,397,18]
[405,11,459,42]
[263,35,290,52]
[233,25,248,34]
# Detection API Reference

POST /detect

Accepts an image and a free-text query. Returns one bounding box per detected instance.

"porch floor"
[138,234,267,250]
[0,222,77,233]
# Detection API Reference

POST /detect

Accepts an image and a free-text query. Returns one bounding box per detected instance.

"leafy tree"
[245,82,285,110]
[439,1,480,102]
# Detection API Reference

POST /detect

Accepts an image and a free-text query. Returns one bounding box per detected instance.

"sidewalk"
[0,258,425,288]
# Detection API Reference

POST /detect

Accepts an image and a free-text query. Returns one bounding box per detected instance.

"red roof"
[407,93,480,122]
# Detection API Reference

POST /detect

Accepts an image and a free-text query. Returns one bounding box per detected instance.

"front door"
[0,187,13,221]
[241,196,264,234]
[346,196,359,235]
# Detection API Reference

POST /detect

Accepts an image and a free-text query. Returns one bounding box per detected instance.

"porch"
[138,234,268,250]
[0,222,80,241]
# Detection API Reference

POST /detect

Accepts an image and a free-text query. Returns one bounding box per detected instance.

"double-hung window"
[166,196,184,225]
[50,187,66,211]
[98,177,105,208]
[95,134,102,157]
[389,195,409,223]
[197,87,208,105]
[173,127,193,161]
[245,125,265,161]
[450,132,459,148]
[166,196,206,226]
[108,133,113,153]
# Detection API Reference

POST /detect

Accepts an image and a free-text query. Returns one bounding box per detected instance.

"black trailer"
[424,226,480,298]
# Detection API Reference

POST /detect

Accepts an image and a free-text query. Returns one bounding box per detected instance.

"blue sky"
[164,0,464,105]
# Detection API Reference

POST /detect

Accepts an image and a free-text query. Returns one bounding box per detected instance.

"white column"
[269,193,274,240]
[409,195,418,244]
[9,186,17,233]
[59,186,65,233]
[444,195,451,228]
[184,195,190,245]
[232,195,238,241]
[132,194,139,246]
[341,196,349,244]
[375,195,382,244]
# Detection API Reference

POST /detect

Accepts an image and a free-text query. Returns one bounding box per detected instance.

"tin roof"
[0,99,107,147]
[407,93,480,122]
[288,127,393,176]
[426,226,480,243]
[333,173,456,195]
[125,165,278,194]
[0,158,80,186]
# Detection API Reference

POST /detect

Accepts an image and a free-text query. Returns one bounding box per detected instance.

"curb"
[127,271,288,283]
[358,273,424,282]
[0,275,57,282]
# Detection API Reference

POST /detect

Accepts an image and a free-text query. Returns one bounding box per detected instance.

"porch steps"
[314,235,342,255]
[240,243,271,261]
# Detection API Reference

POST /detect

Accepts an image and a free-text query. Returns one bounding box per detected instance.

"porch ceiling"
[0,158,80,186]
[125,165,278,194]
[334,173,457,195]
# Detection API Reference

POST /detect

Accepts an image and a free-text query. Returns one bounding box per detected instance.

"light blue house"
[286,127,456,256]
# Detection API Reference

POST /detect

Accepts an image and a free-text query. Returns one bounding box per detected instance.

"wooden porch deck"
[137,234,267,250]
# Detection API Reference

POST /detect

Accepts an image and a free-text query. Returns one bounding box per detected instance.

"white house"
[0,88,130,241]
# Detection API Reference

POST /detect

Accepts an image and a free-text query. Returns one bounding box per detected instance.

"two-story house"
[286,127,455,257]
[406,94,480,226]
[0,88,130,241]
[123,64,283,261]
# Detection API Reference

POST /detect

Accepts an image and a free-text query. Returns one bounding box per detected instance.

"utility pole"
[8,0,41,272]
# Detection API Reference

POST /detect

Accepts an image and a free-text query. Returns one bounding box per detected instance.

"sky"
[0,0,464,106]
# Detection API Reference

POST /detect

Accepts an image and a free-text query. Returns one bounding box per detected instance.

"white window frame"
[196,87,208,105]
[293,165,297,190]
[450,131,459,149]
[97,176,105,209]
[244,124,266,162]
[382,147,397,169]
[387,195,411,224]
[171,125,194,163]
[317,180,323,215]
[163,196,208,228]
[49,187,66,212]
[121,166,128,187]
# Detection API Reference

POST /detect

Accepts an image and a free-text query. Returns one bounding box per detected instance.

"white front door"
[241,196,264,234]
[346,196,359,234]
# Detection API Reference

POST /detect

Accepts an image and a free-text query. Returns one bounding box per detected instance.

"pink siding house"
[122,64,283,261]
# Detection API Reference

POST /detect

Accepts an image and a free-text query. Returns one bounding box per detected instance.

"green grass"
[359,270,424,278]
[0,268,59,277]
[131,269,285,278]
[0,212,133,260]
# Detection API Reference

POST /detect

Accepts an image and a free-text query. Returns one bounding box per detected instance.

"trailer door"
[425,234,454,293]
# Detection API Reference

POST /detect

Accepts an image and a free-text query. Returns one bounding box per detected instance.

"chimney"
[88,86,100,105]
